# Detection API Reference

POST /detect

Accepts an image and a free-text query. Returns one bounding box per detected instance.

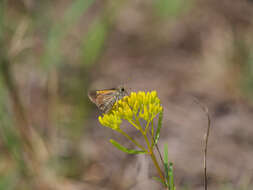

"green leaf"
[109,139,146,154]
[152,176,166,185]
[164,143,169,185]
[168,162,175,190]
[163,144,176,189]
[154,110,163,146]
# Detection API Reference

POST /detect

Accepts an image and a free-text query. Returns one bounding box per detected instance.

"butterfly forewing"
[88,88,118,113]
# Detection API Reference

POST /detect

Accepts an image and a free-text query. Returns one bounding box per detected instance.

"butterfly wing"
[88,89,117,113]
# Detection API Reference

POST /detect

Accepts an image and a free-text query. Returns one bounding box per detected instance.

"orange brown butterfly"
[88,86,128,113]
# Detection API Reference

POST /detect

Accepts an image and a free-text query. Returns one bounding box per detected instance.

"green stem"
[145,120,150,134]
[135,114,145,134]
[151,119,154,147]
[150,150,166,184]
[128,119,145,134]
[151,119,154,137]
[149,129,165,171]
[135,114,141,126]
[143,133,165,184]
[119,129,146,151]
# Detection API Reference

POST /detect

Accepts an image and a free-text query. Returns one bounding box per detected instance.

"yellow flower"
[98,91,166,185]
[98,91,163,132]
[98,114,122,131]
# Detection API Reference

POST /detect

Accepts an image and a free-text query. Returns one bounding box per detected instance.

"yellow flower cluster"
[98,91,163,131]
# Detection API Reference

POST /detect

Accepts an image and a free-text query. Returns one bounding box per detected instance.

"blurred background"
[1,0,253,189]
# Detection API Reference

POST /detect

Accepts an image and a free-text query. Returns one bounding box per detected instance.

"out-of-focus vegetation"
[1,0,253,190]
[0,0,99,189]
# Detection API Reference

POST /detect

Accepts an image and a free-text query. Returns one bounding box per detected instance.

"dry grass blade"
[193,98,211,190]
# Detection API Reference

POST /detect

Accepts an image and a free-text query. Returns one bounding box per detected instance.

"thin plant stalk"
[143,132,165,183]
[119,130,146,151]
[193,98,211,190]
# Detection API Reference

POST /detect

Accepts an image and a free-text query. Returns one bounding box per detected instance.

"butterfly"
[88,86,128,113]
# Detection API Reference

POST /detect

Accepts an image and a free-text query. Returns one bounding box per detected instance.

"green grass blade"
[169,162,175,190]
[0,173,18,190]
[154,110,163,146]
[0,0,6,41]
[63,0,94,26]
[154,0,192,18]
[42,0,94,69]
[110,139,146,154]
[81,19,108,66]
